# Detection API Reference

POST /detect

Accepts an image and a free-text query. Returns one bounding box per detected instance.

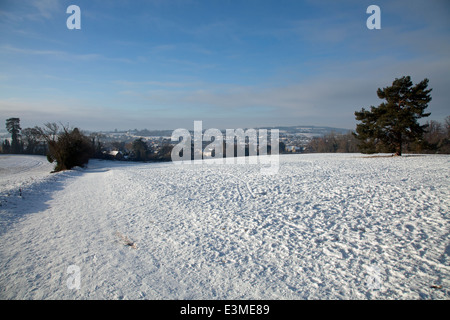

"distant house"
[202,150,212,157]
[285,146,303,153]
[103,150,123,160]
[202,146,216,158]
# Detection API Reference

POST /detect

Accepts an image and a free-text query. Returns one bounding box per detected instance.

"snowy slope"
[0,155,54,194]
[0,154,449,299]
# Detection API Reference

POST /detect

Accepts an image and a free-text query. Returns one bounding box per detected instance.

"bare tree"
[22,127,42,154]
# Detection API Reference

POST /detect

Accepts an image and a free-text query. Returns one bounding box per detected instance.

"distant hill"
[127,125,351,138]
[134,129,174,137]
[256,125,351,137]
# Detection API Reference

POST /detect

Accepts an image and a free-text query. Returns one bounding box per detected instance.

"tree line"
[2,120,95,172]
[1,119,175,172]
[306,117,450,154]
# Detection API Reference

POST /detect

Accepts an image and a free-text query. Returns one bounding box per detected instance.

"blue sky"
[1,0,449,131]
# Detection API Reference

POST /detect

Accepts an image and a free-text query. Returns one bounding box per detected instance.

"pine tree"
[6,118,22,154]
[354,76,432,156]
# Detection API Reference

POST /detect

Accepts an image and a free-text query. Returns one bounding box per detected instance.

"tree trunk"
[395,134,402,156]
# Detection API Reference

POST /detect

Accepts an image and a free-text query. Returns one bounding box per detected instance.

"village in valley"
[70,125,350,161]
[0,124,349,161]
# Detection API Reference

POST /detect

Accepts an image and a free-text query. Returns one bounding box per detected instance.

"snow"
[0,153,449,299]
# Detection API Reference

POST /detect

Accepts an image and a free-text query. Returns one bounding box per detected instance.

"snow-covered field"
[0,153,448,300]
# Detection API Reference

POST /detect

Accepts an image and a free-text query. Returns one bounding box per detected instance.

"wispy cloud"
[0,44,134,64]
[109,50,450,129]
[114,80,201,88]
[1,44,63,56]
[30,0,61,20]
[0,0,63,23]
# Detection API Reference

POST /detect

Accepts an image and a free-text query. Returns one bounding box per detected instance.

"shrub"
[47,127,94,172]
